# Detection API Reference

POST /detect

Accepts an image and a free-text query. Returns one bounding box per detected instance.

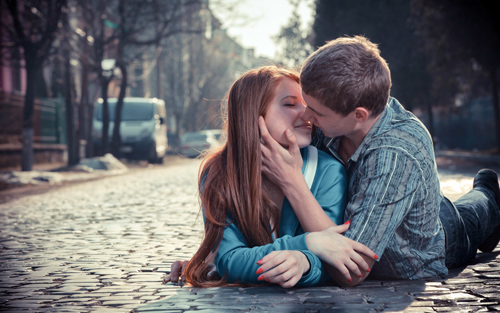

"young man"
[258,35,500,287]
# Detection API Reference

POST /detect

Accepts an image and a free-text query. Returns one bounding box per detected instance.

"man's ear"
[354,107,370,122]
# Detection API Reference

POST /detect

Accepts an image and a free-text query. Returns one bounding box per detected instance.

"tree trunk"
[490,67,500,153]
[111,61,128,157]
[21,55,38,171]
[79,31,90,159]
[101,78,110,155]
[65,52,78,166]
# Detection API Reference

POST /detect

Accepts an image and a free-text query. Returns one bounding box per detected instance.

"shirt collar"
[323,97,396,163]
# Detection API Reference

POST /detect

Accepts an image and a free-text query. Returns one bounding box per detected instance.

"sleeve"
[214,151,347,287]
[312,152,348,226]
[215,219,328,287]
[343,148,424,260]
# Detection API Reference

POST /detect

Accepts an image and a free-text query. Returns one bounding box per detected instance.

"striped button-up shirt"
[313,97,448,279]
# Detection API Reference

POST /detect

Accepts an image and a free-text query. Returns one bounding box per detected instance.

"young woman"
[171,66,348,288]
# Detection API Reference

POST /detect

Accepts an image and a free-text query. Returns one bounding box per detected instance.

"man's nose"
[301,106,313,120]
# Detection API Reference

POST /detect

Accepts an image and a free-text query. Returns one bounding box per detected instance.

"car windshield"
[95,101,154,121]
[182,133,208,142]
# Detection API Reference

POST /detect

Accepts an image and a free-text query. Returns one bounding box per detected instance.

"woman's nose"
[300,105,312,119]
[298,102,307,113]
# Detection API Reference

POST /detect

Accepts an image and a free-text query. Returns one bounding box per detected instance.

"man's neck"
[341,114,382,162]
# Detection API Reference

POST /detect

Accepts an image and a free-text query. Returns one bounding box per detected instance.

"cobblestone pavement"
[1,157,499,313]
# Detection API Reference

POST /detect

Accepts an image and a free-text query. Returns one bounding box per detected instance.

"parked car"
[179,129,223,157]
[92,97,168,163]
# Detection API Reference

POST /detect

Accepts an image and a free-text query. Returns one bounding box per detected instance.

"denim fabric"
[440,186,500,268]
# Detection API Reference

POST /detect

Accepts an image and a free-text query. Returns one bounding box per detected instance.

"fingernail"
[366,268,370,272]
[265,279,270,282]
[359,273,363,277]
[256,268,263,275]
[258,275,265,281]
[374,254,379,260]
[349,278,352,282]
[256,259,263,264]
[344,220,351,225]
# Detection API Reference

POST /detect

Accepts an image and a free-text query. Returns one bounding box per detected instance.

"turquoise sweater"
[214,147,347,286]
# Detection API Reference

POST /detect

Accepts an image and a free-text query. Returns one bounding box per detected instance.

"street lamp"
[101,59,116,79]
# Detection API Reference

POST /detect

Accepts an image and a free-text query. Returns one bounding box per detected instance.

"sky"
[210,0,315,59]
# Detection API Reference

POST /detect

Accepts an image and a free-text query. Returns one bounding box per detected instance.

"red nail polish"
[344,220,351,225]
[256,268,263,275]
[258,275,265,281]
[366,268,370,272]
[359,273,363,277]
[349,278,352,282]
[265,279,270,282]
[374,254,379,260]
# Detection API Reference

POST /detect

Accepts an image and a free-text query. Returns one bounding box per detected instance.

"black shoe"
[475,169,500,252]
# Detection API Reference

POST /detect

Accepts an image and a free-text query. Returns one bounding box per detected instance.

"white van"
[92,97,168,163]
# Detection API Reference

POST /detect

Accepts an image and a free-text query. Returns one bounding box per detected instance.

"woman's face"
[264,77,312,148]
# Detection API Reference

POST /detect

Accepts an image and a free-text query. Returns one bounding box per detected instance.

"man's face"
[301,92,356,138]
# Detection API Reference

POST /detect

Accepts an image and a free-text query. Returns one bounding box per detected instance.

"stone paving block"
[2,299,48,308]
[304,295,366,304]
[319,306,380,313]
[395,307,435,312]
[135,302,192,310]
[101,299,144,306]
[184,309,245,313]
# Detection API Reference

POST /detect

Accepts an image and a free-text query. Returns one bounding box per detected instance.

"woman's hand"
[162,260,218,285]
[306,223,378,284]
[255,250,310,288]
[163,260,189,284]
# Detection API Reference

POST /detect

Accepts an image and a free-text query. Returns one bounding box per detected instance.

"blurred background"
[0,0,498,171]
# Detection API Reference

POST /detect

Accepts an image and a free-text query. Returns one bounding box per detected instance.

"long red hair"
[184,66,300,287]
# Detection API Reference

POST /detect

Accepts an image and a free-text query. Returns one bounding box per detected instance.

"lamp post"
[100,59,116,155]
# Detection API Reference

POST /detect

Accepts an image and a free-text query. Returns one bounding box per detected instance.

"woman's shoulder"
[302,145,346,178]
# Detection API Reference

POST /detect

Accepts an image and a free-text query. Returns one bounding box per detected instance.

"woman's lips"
[295,122,312,129]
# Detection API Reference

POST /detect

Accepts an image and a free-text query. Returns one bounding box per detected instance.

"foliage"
[1,0,67,170]
[274,0,314,69]
[411,0,500,151]
[311,0,432,113]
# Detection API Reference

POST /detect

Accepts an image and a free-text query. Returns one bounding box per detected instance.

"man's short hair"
[300,35,391,117]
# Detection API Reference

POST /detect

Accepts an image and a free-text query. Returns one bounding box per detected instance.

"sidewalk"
[0,154,189,204]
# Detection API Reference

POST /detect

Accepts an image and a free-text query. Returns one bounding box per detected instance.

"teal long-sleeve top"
[214,147,347,287]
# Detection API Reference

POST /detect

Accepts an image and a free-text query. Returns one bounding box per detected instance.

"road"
[1,157,499,312]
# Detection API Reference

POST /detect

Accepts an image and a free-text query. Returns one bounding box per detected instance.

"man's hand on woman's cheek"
[258,116,303,189]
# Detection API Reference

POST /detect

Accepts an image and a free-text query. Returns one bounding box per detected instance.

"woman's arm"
[216,219,328,287]
[259,117,342,231]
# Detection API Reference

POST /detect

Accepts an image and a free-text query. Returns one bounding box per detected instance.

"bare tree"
[161,7,229,149]
[1,0,67,171]
[87,0,203,157]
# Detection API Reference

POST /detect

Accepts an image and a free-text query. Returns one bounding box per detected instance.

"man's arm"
[305,226,377,286]
[259,117,337,231]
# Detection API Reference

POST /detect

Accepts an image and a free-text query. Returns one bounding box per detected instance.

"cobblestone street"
[1,157,499,312]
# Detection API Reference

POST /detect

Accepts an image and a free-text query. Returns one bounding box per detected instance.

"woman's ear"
[354,107,370,123]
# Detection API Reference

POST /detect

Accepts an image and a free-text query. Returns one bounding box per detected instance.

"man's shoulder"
[371,107,433,155]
